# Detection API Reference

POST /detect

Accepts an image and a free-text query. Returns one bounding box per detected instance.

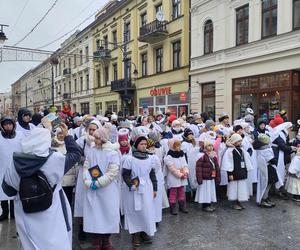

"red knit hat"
[168,114,177,123]
[270,114,284,128]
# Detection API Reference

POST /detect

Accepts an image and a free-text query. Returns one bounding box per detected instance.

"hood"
[18,108,32,130]
[0,116,16,139]
[21,128,51,157]
[13,152,49,177]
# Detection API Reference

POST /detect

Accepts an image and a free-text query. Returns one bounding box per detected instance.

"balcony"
[63,68,71,76]
[93,47,111,61]
[111,79,135,93]
[139,20,168,44]
[63,93,71,100]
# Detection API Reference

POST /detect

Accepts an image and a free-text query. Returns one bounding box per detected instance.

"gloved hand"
[90,180,98,190]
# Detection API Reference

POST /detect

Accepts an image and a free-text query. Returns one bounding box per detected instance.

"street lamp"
[0,24,8,44]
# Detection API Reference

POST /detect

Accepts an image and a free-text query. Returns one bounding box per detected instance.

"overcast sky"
[0,0,109,93]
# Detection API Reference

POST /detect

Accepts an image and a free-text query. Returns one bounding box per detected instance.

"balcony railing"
[93,47,112,61]
[111,79,135,92]
[63,68,71,76]
[139,20,168,44]
[63,93,71,100]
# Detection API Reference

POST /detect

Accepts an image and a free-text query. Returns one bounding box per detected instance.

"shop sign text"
[150,87,172,96]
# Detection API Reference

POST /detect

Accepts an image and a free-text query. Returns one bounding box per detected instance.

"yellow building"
[92,0,190,116]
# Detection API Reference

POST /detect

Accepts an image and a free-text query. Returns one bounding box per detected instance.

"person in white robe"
[0,117,25,221]
[221,133,253,210]
[170,120,184,141]
[74,119,99,241]
[122,132,157,249]
[82,128,120,250]
[2,126,82,250]
[286,147,300,202]
[16,108,36,136]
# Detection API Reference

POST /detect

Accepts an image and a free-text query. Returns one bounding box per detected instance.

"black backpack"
[19,170,56,214]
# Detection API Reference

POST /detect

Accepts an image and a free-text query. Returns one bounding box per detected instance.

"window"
[80,102,90,114]
[80,76,83,91]
[113,64,118,81]
[55,65,58,76]
[106,101,118,113]
[58,63,61,76]
[68,58,71,69]
[127,58,132,80]
[85,46,89,62]
[140,12,147,27]
[156,47,163,73]
[124,22,131,42]
[74,79,77,93]
[156,3,163,14]
[262,0,277,38]
[86,74,89,90]
[112,30,117,49]
[202,83,216,120]
[63,83,66,93]
[95,102,102,115]
[236,5,249,45]
[141,53,147,76]
[96,39,100,50]
[172,0,181,19]
[68,81,71,92]
[79,50,83,65]
[204,20,213,54]
[294,0,300,29]
[63,60,66,68]
[73,54,77,68]
[173,41,181,69]
[103,35,108,49]
[96,70,101,88]
[104,66,109,85]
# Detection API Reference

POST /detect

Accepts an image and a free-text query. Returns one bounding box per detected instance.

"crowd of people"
[0,106,300,250]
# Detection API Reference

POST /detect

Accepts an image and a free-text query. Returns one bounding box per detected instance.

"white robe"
[16,122,36,136]
[164,154,188,188]
[4,152,72,250]
[186,147,203,190]
[83,147,120,234]
[0,132,24,201]
[275,131,288,189]
[256,147,275,203]
[122,155,157,236]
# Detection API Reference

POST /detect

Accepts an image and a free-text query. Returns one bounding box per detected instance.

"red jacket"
[196,153,220,185]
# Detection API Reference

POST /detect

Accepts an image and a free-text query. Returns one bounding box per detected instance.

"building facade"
[190,0,300,123]
[92,0,190,116]
[11,80,21,115]
[0,92,12,116]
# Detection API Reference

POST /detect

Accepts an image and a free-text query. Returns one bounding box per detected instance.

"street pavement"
[1,197,300,250]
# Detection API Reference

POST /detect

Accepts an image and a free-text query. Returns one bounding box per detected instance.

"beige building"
[92,0,190,116]
[190,0,300,123]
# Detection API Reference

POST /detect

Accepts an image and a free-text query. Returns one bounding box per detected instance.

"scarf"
[167,149,185,158]
[120,145,130,155]
[132,150,149,159]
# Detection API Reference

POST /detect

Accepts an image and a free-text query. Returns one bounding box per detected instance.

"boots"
[140,232,152,244]
[132,233,140,249]
[0,201,9,221]
[102,234,115,250]
[178,201,188,213]
[169,203,177,215]
[92,235,103,250]
[78,224,87,241]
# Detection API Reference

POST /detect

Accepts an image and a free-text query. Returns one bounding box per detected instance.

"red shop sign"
[150,87,172,96]
[179,92,187,101]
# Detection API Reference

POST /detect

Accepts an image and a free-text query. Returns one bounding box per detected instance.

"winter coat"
[196,153,220,185]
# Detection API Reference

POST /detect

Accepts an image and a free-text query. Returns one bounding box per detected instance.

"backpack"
[19,170,56,214]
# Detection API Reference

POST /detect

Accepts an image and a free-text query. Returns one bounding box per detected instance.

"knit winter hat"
[219,112,229,122]
[90,119,101,129]
[246,108,254,115]
[131,127,149,142]
[257,118,267,126]
[148,130,161,143]
[228,133,243,145]
[204,140,213,149]
[270,114,284,128]
[147,138,155,149]
[172,119,181,127]
[134,136,148,148]
[168,115,177,123]
[257,134,270,145]
[73,116,82,124]
[183,128,194,138]
[94,127,109,143]
[118,128,129,142]
[205,119,215,130]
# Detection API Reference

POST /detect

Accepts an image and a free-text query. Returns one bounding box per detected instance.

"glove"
[90,180,98,190]
[247,148,253,157]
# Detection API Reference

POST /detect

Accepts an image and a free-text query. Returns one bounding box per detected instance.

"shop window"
[204,20,213,54]
[294,0,300,30]
[236,4,249,46]
[106,101,118,113]
[173,41,181,69]
[139,97,154,107]
[202,83,216,120]
[156,96,166,106]
[262,0,277,38]
[233,94,257,120]
[81,102,90,114]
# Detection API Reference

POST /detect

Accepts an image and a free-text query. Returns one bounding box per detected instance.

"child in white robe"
[286,147,300,202]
